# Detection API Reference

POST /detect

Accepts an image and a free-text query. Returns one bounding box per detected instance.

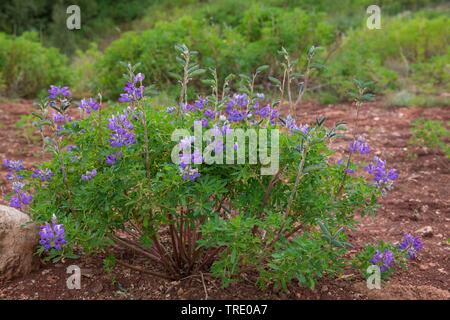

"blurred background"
[0,0,448,107]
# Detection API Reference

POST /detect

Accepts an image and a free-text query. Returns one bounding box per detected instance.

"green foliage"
[0,32,72,98]
[95,5,335,99]
[71,43,102,97]
[410,118,450,157]
[17,49,390,290]
[323,12,450,101]
[15,114,40,144]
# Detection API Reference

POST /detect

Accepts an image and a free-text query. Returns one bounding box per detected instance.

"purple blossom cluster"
[225,94,251,123]
[79,98,101,114]
[282,115,309,134]
[349,136,370,155]
[108,109,136,148]
[365,156,398,190]
[39,219,66,251]
[32,168,54,182]
[52,112,73,131]
[370,249,395,272]
[3,159,32,209]
[118,73,145,103]
[105,152,122,166]
[3,159,24,172]
[81,169,97,181]
[399,233,423,259]
[48,85,71,100]
[177,136,202,182]
[166,106,176,114]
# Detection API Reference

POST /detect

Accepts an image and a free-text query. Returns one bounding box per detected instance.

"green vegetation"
[410,118,450,157]
[0,32,72,98]
[0,0,448,104]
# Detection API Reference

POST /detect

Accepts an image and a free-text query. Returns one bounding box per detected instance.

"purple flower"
[48,85,71,100]
[3,159,24,171]
[134,73,145,83]
[204,108,215,119]
[298,124,309,135]
[365,156,398,191]
[270,109,278,125]
[201,118,209,128]
[282,115,308,134]
[105,152,122,166]
[233,93,248,108]
[181,103,195,113]
[194,97,208,110]
[67,144,77,152]
[118,93,131,103]
[399,234,423,259]
[108,110,136,148]
[256,93,265,100]
[192,149,203,164]
[258,105,271,118]
[52,112,72,126]
[349,136,370,155]
[181,167,201,182]
[79,98,100,114]
[227,109,245,122]
[81,169,97,182]
[32,169,54,182]
[370,249,395,272]
[337,159,344,165]
[120,78,145,102]
[9,191,32,209]
[39,219,66,252]
[166,106,176,114]
[12,181,25,192]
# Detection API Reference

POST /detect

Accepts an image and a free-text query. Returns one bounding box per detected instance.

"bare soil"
[0,100,449,300]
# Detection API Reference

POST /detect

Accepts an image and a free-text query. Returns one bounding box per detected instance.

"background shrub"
[0,32,72,98]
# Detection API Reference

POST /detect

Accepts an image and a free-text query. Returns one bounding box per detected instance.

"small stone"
[321,285,329,292]
[419,264,429,271]
[415,226,433,238]
[92,282,103,294]
[177,287,184,296]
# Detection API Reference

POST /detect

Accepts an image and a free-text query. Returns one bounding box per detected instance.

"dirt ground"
[0,100,449,300]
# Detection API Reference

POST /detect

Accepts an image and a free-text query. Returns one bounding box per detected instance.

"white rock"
[0,205,39,281]
[415,226,433,238]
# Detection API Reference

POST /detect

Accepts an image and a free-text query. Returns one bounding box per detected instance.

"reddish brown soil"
[0,100,449,300]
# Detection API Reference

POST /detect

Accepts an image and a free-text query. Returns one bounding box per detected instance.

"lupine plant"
[4,45,403,289]
[353,233,423,280]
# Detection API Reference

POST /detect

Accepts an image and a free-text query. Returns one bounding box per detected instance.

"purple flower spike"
[3,159,24,172]
[48,85,71,100]
[32,169,54,182]
[9,191,32,209]
[399,233,423,259]
[80,98,100,114]
[370,249,395,273]
[365,156,398,192]
[349,136,370,155]
[108,110,136,148]
[81,169,97,182]
[39,220,66,252]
